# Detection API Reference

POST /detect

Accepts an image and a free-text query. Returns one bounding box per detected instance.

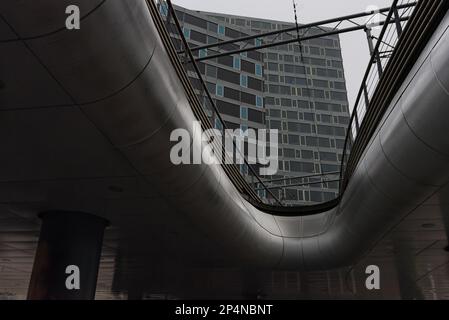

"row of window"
[266,62,344,76]
[281,148,339,162]
[203,64,264,92]
[265,98,348,113]
[202,59,262,79]
[266,85,348,102]
[277,160,340,175]
[276,133,346,149]
[270,121,346,137]
[214,84,263,108]
[180,32,264,62]
[176,10,228,36]
[216,99,264,123]
[265,46,342,60]
[266,75,346,91]
[262,186,337,203]
[267,109,349,125]
[266,37,339,53]
[279,189,337,203]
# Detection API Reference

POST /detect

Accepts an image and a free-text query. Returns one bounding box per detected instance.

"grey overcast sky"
[173,0,393,106]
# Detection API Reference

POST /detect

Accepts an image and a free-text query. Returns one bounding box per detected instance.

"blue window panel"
[240,74,248,88]
[183,28,191,39]
[215,118,223,131]
[240,164,249,175]
[256,96,263,108]
[240,51,248,58]
[216,84,224,97]
[256,38,263,46]
[159,2,168,16]
[240,106,248,120]
[233,57,241,70]
[199,49,207,58]
[241,124,248,133]
[255,64,263,76]
[218,25,225,35]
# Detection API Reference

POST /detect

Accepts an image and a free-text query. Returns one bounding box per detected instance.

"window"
[256,96,263,108]
[268,74,279,83]
[208,21,218,33]
[287,111,297,119]
[255,64,263,76]
[159,2,168,16]
[281,98,292,107]
[298,100,310,109]
[256,38,263,46]
[331,91,347,101]
[241,92,256,105]
[267,62,279,72]
[284,148,295,158]
[240,106,248,120]
[306,136,318,146]
[326,48,341,58]
[184,14,207,29]
[216,84,224,97]
[199,49,207,58]
[241,124,248,132]
[218,25,225,35]
[288,135,300,145]
[241,60,255,74]
[269,85,279,94]
[302,150,314,159]
[270,120,282,130]
[240,74,248,88]
[320,152,337,162]
[183,27,191,39]
[217,68,240,85]
[313,79,329,88]
[206,65,217,78]
[283,54,294,62]
[318,114,330,124]
[190,30,207,44]
[215,119,223,130]
[217,100,240,118]
[233,57,241,70]
[249,109,264,123]
[206,82,216,94]
[321,164,339,173]
[334,82,346,90]
[224,87,239,101]
[304,112,315,122]
[279,85,291,95]
[269,109,281,118]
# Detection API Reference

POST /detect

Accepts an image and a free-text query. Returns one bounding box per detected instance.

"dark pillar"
[28,211,108,300]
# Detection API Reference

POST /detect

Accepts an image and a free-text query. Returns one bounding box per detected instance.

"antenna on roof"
[292,1,304,58]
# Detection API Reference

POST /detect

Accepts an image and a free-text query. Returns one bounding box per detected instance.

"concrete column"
[28,211,108,300]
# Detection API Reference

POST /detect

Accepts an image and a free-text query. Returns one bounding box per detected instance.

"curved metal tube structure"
[1,0,449,270]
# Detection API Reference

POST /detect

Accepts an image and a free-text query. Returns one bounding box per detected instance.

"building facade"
[162,3,350,205]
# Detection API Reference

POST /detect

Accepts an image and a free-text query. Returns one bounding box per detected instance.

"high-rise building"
[162,3,350,205]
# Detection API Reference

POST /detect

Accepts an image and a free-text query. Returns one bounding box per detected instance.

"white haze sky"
[173,0,393,106]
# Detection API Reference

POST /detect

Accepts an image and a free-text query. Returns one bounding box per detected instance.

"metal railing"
[158,0,286,206]
[339,0,416,193]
